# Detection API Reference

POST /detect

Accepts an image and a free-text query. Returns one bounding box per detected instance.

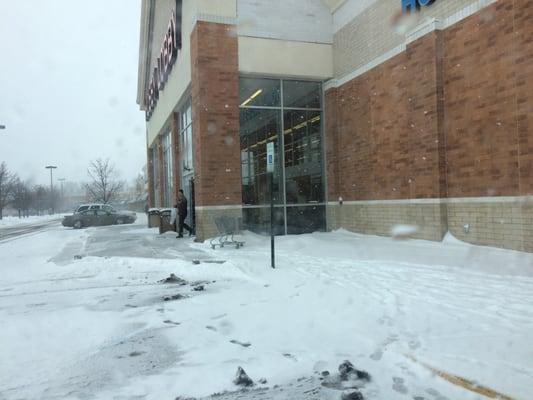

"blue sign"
[402,0,436,13]
[266,142,274,173]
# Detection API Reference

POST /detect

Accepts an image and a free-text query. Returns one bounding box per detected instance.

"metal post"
[45,165,57,214]
[266,141,275,269]
[58,178,65,213]
[270,171,275,269]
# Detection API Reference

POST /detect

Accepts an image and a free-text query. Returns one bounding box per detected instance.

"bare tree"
[133,173,146,201]
[0,162,16,219]
[32,185,49,215]
[12,178,32,218]
[85,158,125,204]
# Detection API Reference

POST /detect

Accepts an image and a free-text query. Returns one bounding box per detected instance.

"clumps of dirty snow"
[233,366,254,387]
[159,273,187,285]
[163,293,188,301]
[321,360,370,393]
[158,273,214,301]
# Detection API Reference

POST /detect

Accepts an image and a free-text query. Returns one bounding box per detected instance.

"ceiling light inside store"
[240,89,263,107]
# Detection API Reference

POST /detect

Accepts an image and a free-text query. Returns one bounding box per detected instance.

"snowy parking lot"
[1,215,532,400]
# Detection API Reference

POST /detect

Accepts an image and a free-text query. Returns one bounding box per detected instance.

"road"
[0,218,62,242]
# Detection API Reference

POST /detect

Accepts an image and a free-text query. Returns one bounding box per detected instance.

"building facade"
[137,0,533,252]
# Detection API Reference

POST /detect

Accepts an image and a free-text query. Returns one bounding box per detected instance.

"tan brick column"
[170,112,181,204]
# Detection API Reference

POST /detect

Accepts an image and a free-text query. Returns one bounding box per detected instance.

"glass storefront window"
[239,77,325,234]
[283,80,321,109]
[162,130,172,207]
[240,108,283,205]
[284,110,323,204]
[152,146,160,207]
[286,205,326,234]
[242,207,285,236]
[239,77,281,108]
[180,100,193,173]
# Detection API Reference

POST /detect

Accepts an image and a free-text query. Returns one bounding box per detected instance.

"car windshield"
[1,1,532,400]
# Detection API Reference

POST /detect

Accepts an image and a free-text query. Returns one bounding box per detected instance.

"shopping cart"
[210,216,245,249]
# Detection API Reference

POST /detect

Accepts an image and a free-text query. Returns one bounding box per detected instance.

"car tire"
[73,220,83,229]
[116,219,124,225]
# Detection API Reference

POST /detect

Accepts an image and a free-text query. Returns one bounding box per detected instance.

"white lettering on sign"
[266,142,275,173]
[145,11,181,121]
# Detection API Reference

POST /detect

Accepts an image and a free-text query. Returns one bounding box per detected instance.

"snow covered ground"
[0,215,532,400]
[0,214,65,227]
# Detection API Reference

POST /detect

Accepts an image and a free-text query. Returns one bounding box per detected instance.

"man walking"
[176,189,193,238]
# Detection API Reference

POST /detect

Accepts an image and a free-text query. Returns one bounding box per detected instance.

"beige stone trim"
[328,196,533,206]
[238,36,333,79]
[195,205,242,211]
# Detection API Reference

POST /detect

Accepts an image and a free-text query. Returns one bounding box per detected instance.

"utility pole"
[45,165,58,214]
[58,178,66,213]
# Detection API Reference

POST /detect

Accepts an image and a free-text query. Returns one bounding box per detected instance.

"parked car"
[62,209,137,229]
[74,203,117,213]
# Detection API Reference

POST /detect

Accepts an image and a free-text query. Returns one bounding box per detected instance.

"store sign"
[402,0,437,13]
[266,142,274,173]
[145,11,181,120]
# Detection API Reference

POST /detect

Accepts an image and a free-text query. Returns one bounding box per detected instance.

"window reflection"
[180,100,193,172]
[240,108,282,205]
[283,80,321,109]
[239,77,325,234]
[239,77,281,108]
[284,110,323,204]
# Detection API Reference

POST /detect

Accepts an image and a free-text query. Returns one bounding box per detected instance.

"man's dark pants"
[178,215,192,236]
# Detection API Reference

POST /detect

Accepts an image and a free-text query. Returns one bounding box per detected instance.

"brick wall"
[190,21,242,207]
[326,0,533,251]
[333,0,494,79]
[190,21,243,240]
[443,0,533,197]
[327,31,445,202]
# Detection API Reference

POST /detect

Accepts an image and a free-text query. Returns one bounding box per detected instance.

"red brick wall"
[326,0,533,202]
[327,32,444,201]
[190,21,241,207]
[443,0,533,197]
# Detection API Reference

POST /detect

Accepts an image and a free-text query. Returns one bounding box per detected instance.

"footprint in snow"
[206,325,217,331]
[230,339,251,348]
[425,388,449,400]
[283,353,298,361]
[369,348,383,361]
[392,377,408,394]
[163,320,180,326]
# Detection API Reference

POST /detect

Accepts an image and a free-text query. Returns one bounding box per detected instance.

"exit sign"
[402,0,437,13]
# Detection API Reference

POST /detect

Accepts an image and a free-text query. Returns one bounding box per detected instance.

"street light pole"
[45,165,58,214]
[58,178,66,213]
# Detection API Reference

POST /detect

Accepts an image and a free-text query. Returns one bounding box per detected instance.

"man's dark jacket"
[177,197,188,217]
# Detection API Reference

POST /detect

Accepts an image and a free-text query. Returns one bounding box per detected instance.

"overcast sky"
[0,0,145,187]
